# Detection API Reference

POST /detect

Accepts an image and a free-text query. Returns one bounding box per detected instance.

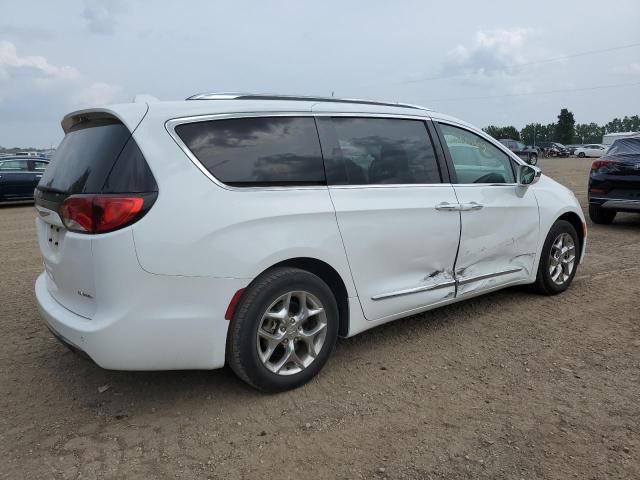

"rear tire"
[589,204,616,225]
[532,220,579,295]
[227,267,339,392]
[578,152,586,158]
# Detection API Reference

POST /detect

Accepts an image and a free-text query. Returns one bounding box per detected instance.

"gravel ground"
[0,157,638,479]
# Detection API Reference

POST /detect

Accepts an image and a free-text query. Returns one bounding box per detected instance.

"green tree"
[621,115,640,132]
[574,123,605,143]
[482,125,520,140]
[556,108,575,144]
[520,123,541,145]
[482,125,502,139]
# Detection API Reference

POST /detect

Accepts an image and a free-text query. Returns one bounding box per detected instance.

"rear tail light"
[591,159,618,173]
[60,194,155,234]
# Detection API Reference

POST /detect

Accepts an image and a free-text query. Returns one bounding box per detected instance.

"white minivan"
[35,94,586,391]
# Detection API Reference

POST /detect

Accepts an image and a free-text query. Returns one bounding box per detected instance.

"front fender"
[532,175,587,274]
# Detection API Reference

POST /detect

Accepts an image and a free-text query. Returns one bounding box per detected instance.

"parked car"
[0,156,49,201]
[588,136,640,224]
[34,93,586,392]
[575,144,607,158]
[537,142,570,157]
[499,139,538,165]
[566,144,584,155]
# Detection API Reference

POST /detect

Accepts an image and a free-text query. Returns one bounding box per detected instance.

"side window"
[0,160,29,171]
[32,161,48,171]
[439,124,515,184]
[325,117,441,185]
[175,117,324,187]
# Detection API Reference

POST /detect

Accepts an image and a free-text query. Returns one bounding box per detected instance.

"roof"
[0,155,49,161]
[185,92,431,112]
[62,93,483,136]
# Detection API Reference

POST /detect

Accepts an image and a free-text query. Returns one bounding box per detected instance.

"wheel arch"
[557,211,585,258]
[256,257,350,338]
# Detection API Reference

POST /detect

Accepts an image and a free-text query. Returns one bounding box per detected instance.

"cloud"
[442,28,536,79]
[0,40,118,109]
[0,40,80,83]
[81,0,126,35]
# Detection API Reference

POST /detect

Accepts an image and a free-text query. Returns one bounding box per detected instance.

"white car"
[34,93,587,392]
[575,144,607,158]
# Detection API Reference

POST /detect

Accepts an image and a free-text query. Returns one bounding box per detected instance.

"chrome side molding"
[456,267,523,286]
[371,280,456,301]
[371,267,523,300]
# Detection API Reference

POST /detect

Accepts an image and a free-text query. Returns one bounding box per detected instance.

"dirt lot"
[0,157,638,479]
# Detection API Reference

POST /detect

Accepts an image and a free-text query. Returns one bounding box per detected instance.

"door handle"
[459,202,483,211]
[435,202,460,211]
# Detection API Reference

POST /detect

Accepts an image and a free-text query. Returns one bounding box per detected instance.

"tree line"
[483,110,640,146]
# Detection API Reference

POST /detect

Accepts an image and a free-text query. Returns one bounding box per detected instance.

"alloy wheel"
[548,233,576,285]
[256,291,327,376]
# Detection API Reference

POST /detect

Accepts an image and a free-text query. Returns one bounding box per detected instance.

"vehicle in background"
[499,139,538,165]
[34,93,586,392]
[0,156,49,201]
[588,136,640,224]
[603,131,639,146]
[575,144,607,158]
[536,142,570,157]
[14,151,42,157]
[566,144,584,155]
[39,149,56,159]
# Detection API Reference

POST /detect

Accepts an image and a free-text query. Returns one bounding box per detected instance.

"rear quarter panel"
[129,111,358,297]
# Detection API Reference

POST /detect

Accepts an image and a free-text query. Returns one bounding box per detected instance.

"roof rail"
[185,92,430,111]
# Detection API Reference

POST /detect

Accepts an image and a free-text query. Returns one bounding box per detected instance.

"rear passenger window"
[175,117,325,187]
[322,118,441,185]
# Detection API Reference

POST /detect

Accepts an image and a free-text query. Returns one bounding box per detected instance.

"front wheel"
[528,154,538,165]
[533,220,579,295]
[577,152,586,158]
[227,267,339,392]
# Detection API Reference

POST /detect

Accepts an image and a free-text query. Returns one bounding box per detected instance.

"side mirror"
[517,164,541,186]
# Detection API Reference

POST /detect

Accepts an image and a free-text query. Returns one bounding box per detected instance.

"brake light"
[60,194,148,234]
[591,160,617,173]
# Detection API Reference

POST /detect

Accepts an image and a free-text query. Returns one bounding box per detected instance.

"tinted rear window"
[175,117,325,186]
[320,117,441,185]
[39,118,156,194]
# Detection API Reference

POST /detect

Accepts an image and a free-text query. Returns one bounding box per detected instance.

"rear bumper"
[36,272,247,370]
[589,197,640,211]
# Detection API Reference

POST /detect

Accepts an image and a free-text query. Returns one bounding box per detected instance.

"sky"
[1,0,639,148]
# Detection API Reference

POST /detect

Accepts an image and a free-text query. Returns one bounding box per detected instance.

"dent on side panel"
[455,223,538,296]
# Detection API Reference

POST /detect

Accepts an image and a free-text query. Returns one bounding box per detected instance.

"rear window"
[175,117,325,187]
[39,118,156,194]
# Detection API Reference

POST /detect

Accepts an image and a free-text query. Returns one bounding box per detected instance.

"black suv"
[499,139,538,165]
[0,156,49,201]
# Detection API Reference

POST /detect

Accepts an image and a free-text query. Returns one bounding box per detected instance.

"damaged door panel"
[434,122,540,296]
[452,185,539,296]
[330,185,461,320]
